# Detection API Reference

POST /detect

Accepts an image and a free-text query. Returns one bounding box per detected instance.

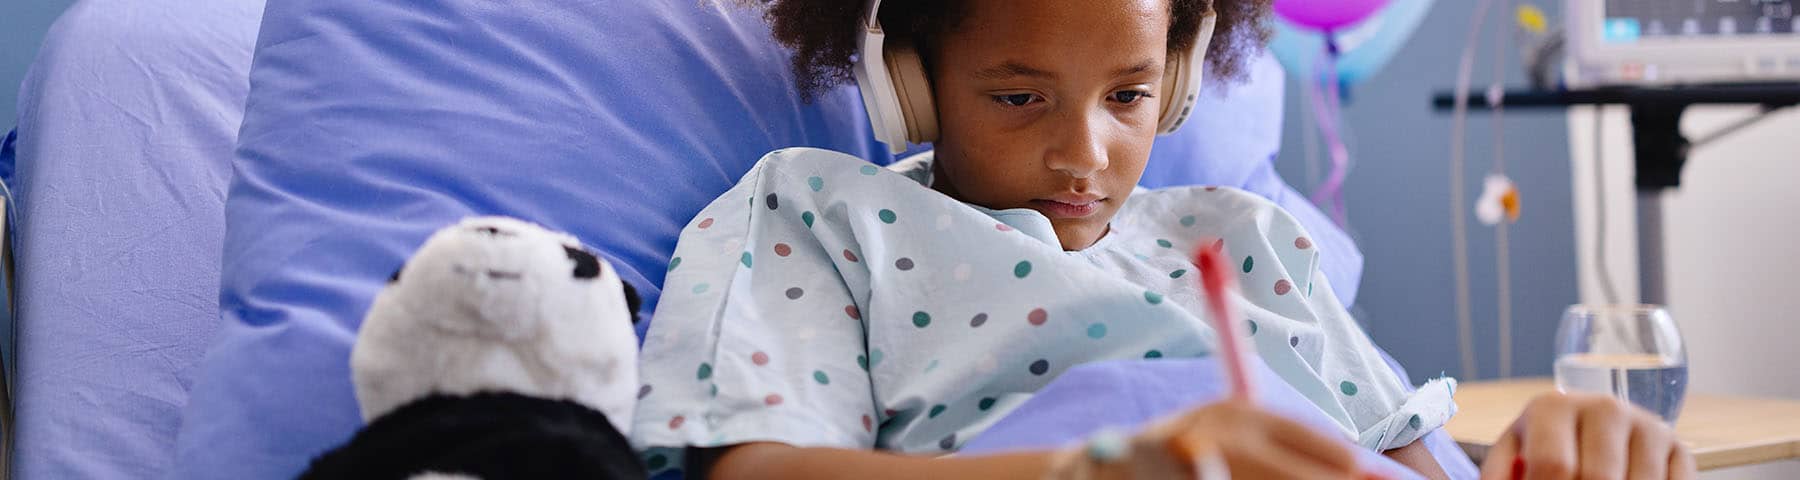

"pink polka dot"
[884,409,899,419]
[862,415,874,432]
[1027,308,1049,326]
[752,351,770,366]
[843,249,860,262]
[698,218,715,229]
[765,394,784,406]
[774,243,792,257]
[1274,279,1294,296]
[996,223,1014,232]
[1295,237,1313,250]
[669,416,686,429]
[1211,238,1225,252]
[1205,186,1219,192]
[845,305,861,320]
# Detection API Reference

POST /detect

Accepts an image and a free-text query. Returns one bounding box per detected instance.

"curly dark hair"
[743,0,1272,99]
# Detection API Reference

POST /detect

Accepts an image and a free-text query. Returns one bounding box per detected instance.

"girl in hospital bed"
[634,0,1696,479]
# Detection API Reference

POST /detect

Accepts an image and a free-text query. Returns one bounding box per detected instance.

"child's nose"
[1043,110,1109,179]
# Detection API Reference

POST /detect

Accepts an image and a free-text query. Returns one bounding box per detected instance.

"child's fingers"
[1257,413,1359,474]
[1477,429,1522,480]
[1231,437,1362,479]
[1667,443,1697,480]
[1519,397,1579,479]
[1624,418,1669,480]
[1575,400,1633,479]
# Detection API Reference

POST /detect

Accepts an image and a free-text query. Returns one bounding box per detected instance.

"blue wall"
[4,0,76,129]
[1274,1,1579,384]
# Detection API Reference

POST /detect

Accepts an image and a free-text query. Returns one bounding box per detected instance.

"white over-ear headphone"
[851,0,1218,154]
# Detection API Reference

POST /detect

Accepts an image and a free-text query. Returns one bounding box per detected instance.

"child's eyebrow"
[1110,59,1160,78]
[973,59,1162,81]
[974,61,1054,81]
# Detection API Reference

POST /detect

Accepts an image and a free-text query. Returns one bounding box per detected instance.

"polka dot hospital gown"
[632,148,1456,471]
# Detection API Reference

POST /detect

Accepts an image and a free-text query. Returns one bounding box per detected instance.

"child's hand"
[1478,392,1696,480]
[1047,398,1370,479]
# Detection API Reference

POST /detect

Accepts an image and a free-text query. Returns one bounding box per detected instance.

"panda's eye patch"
[564,245,602,279]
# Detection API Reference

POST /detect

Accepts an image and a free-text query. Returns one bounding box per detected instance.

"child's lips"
[1029,197,1103,219]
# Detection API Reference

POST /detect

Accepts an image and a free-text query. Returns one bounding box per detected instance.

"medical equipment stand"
[1432,83,1800,305]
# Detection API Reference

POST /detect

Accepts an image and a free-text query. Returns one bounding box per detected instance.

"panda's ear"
[564,245,602,279]
[620,281,643,324]
[388,263,404,284]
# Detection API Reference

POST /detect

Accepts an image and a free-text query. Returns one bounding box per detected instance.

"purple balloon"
[1273,0,1390,31]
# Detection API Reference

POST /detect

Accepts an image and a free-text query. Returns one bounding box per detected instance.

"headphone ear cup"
[1158,13,1216,135]
[1159,53,1186,124]
[884,44,939,145]
[1157,47,1206,135]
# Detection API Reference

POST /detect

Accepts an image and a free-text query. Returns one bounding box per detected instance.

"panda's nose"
[564,245,602,279]
[449,265,523,281]
[485,270,523,280]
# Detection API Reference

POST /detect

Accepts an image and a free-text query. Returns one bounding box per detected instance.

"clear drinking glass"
[1553,304,1688,423]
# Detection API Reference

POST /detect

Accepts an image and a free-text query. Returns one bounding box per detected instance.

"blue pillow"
[9,0,262,477]
[173,1,1361,478]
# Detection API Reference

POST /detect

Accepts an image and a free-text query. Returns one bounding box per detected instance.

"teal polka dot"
[802,211,815,228]
[857,355,869,371]
[740,252,753,268]
[1169,269,1187,279]
[912,311,932,328]
[923,359,940,373]
[667,257,682,272]
[697,363,713,380]
[808,176,825,192]
[647,454,669,471]
[1086,323,1108,339]
[1144,291,1164,305]
[928,404,947,418]
[860,165,879,175]
[1340,381,1359,396]
[1156,239,1173,248]
[813,370,831,385]
[1408,414,1422,430]
[1180,215,1197,227]
[978,397,997,411]
[1144,350,1163,359]
[878,209,898,224]
[710,383,718,397]
[1242,256,1254,273]
[691,283,710,294]
[1248,319,1259,335]
[1308,282,1314,297]
[1013,261,1032,279]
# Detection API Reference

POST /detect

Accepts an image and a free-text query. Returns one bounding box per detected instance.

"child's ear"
[620,282,643,324]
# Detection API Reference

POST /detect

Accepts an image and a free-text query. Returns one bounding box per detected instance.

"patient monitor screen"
[1603,0,1797,42]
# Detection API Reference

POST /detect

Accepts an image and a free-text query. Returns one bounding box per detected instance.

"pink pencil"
[1195,241,1256,400]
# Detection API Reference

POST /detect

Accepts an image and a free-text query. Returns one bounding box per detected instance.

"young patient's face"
[929,0,1169,251]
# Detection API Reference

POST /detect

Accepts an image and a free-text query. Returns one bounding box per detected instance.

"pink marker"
[1195,241,1256,400]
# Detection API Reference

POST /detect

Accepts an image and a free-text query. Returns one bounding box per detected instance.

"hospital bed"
[2,0,1456,478]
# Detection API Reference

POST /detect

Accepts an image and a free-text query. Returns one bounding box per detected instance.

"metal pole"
[1636,190,1667,305]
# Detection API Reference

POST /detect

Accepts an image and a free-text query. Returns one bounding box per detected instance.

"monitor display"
[1603,0,1797,42]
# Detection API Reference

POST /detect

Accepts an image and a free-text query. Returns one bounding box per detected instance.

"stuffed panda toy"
[301,217,648,479]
